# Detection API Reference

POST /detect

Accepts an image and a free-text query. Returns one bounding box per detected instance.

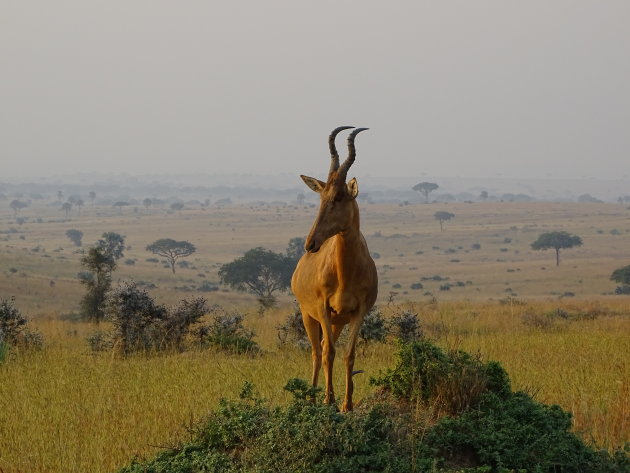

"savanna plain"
[0,195,629,472]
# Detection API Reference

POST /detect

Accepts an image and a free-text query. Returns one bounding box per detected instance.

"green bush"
[359,306,387,343]
[197,306,260,355]
[422,391,629,473]
[0,297,43,351]
[370,340,510,415]
[117,341,629,473]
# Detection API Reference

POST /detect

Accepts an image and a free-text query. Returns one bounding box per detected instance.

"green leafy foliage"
[117,341,629,473]
[78,232,126,322]
[218,247,293,308]
[422,392,629,473]
[359,306,387,343]
[196,306,260,354]
[370,340,510,415]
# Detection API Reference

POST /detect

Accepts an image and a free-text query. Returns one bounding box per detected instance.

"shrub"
[198,280,219,292]
[388,310,422,342]
[197,306,259,354]
[90,282,208,354]
[359,306,387,343]
[410,282,423,290]
[422,391,628,473]
[0,297,43,350]
[370,340,510,415]
[277,305,310,350]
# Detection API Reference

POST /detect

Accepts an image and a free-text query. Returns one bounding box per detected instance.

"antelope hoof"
[341,401,353,412]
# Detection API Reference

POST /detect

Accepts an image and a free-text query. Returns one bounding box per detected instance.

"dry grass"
[1,301,628,473]
[1,200,629,472]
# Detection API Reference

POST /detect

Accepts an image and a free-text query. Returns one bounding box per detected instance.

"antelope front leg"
[342,314,364,412]
[321,320,336,405]
[302,313,322,395]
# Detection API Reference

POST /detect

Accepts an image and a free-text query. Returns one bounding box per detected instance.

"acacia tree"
[218,247,293,308]
[434,211,455,231]
[531,231,583,266]
[146,238,196,273]
[412,182,439,203]
[113,201,129,214]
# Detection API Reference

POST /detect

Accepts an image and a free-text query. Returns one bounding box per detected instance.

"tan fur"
[291,127,378,412]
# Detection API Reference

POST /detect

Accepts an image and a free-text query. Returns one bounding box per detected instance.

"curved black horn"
[339,127,369,178]
[328,126,354,176]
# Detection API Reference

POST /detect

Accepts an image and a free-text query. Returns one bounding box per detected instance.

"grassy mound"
[119,341,629,473]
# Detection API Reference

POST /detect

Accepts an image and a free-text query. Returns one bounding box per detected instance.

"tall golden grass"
[0,300,628,473]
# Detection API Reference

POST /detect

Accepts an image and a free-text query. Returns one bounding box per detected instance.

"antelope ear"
[347,178,359,199]
[300,175,326,193]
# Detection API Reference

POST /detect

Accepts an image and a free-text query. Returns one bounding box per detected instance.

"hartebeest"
[291,126,378,412]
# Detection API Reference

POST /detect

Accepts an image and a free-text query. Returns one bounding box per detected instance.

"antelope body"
[291,126,378,412]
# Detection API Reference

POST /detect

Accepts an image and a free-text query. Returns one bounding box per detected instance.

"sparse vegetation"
[1,188,630,472]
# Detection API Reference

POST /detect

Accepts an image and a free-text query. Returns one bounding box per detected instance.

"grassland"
[0,198,629,472]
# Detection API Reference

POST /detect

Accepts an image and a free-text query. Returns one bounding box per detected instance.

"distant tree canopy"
[9,199,28,215]
[113,201,129,214]
[97,232,126,261]
[434,211,455,231]
[219,247,293,308]
[61,201,72,218]
[412,182,439,203]
[531,231,583,266]
[170,202,185,214]
[65,229,83,247]
[286,237,306,264]
[146,238,196,273]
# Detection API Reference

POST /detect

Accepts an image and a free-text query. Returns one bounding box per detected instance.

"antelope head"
[301,126,369,253]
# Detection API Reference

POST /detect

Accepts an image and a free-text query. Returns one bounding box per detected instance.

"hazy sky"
[2,1,629,181]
